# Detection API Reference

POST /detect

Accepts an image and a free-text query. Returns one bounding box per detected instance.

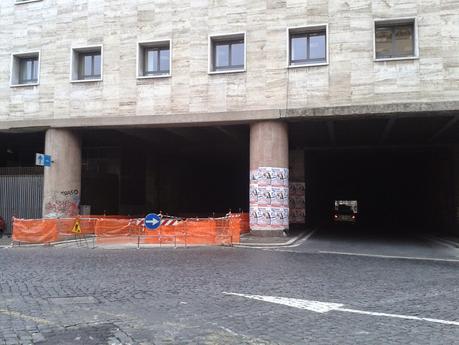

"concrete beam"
[1,101,459,133]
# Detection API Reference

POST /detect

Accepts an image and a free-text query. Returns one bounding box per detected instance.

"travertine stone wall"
[0,0,458,126]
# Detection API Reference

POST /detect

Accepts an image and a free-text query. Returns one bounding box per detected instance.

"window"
[375,19,417,60]
[288,25,328,67]
[19,57,39,84]
[138,41,171,78]
[209,33,246,73]
[10,52,40,87]
[79,52,101,80]
[71,46,103,82]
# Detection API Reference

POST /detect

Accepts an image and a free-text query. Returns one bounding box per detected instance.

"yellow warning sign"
[72,219,82,234]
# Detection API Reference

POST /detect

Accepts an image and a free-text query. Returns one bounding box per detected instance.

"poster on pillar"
[289,182,306,224]
[250,167,289,230]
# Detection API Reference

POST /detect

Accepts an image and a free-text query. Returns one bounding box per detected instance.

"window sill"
[208,69,246,75]
[137,74,171,80]
[15,0,43,4]
[374,56,419,62]
[10,83,39,88]
[288,62,329,69]
[70,79,103,84]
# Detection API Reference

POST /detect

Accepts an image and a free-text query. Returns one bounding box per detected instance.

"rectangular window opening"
[138,41,171,78]
[11,52,40,86]
[375,20,416,60]
[78,52,101,80]
[71,46,103,82]
[210,34,245,73]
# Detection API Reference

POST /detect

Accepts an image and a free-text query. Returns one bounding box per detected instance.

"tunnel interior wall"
[80,133,249,218]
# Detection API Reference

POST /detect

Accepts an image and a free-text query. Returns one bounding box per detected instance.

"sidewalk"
[0,235,12,247]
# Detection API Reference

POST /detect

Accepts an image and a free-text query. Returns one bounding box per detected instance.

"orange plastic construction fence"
[12,218,58,244]
[12,213,249,246]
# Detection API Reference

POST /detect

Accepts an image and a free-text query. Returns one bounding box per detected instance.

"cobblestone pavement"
[0,237,458,344]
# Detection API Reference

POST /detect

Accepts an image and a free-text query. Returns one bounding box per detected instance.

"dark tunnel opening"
[305,148,454,235]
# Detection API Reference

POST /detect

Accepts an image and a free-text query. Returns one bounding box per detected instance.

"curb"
[235,230,311,248]
[423,236,459,249]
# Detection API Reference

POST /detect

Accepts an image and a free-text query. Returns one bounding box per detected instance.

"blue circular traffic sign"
[145,213,161,230]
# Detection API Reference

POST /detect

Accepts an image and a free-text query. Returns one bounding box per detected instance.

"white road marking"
[318,251,459,263]
[223,292,459,327]
[0,308,55,325]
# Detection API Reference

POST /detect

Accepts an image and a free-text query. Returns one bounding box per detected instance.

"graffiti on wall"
[250,167,289,231]
[44,189,80,218]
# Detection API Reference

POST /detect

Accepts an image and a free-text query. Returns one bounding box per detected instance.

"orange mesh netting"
[12,218,58,244]
[12,213,249,246]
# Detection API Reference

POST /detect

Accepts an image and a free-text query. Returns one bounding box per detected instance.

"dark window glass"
[78,52,101,80]
[19,57,38,84]
[212,38,244,71]
[289,29,326,65]
[143,46,170,75]
[375,23,414,59]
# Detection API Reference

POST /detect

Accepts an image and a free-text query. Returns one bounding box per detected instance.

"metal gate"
[0,168,43,233]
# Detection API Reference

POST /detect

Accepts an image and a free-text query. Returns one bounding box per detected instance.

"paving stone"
[0,244,457,344]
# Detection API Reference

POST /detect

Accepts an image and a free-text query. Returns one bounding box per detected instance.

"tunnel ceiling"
[79,125,249,155]
[289,113,459,149]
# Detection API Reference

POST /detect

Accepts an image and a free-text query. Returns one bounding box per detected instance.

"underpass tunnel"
[305,148,453,233]
[290,114,459,236]
[79,125,249,218]
[0,131,45,168]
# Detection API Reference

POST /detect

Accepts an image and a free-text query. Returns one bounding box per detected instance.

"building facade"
[1,0,459,235]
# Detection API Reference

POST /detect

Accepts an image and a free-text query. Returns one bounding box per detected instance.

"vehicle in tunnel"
[333,200,358,223]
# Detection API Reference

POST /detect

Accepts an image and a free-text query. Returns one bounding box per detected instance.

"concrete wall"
[1,0,459,128]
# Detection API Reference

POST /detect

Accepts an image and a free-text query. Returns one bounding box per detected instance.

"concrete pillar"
[43,129,82,218]
[249,121,289,236]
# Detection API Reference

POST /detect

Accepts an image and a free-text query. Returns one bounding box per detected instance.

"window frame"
[10,51,40,88]
[70,45,103,83]
[373,18,419,62]
[208,32,246,75]
[137,40,172,79]
[287,24,329,68]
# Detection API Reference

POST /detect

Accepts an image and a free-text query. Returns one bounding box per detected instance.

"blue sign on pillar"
[35,153,52,167]
[144,213,161,231]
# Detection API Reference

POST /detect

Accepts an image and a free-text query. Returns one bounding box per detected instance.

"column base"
[250,229,287,237]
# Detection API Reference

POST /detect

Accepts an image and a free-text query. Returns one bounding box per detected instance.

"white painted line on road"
[318,251,459,263]
[223,292,459,327]
[0,308,55,325]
